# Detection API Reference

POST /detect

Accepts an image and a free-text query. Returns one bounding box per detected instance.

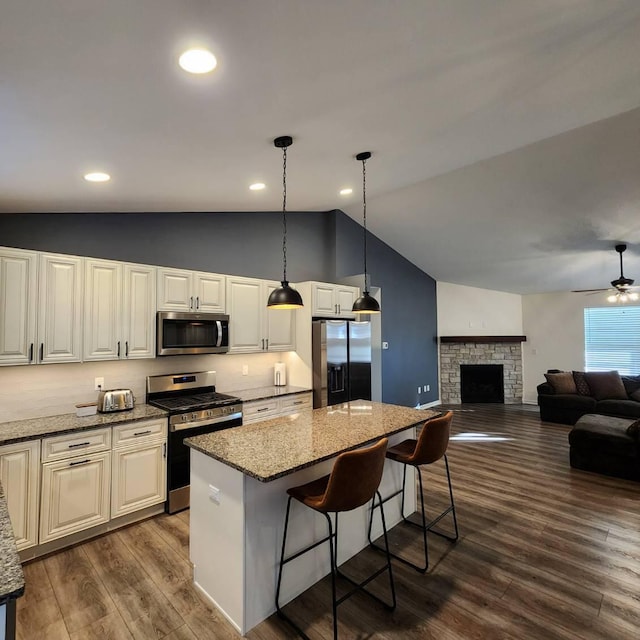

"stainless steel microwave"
[157,312,230,356]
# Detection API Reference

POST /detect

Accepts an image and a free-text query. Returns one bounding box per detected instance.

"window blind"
[584,306,640,374]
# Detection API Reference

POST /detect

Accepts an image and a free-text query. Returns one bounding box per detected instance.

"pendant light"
[352,151,381,314]
[267,136,304,309]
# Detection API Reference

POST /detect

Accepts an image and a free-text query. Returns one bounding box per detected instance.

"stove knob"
[207,410,212,417]
[182,414,188,422]
[192,413,197,420]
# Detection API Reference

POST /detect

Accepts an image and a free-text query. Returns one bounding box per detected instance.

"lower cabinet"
[111,433,167,518]
[40,451,111,544]
[243,393,313,425]
[0,440,40,551]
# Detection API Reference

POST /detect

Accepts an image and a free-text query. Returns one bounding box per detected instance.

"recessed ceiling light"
[339,188,353,196]
[84,172,111,183]
[179,48,217,74]
[249,183,266,191]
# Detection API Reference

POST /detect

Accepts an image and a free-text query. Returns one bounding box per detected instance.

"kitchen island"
[185,400,439,635]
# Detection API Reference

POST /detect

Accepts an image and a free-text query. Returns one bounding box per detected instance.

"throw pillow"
[622,375,640,398]
[544,372,577,395]
[630,388,640,402]
[583,371,628,401]
[627,419,640,438]
[572,371,592,396]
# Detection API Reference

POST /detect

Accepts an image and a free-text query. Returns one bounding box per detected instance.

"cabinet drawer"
[243,399,279,424]
[42,427,111,462]
[279,393,312,413]
[112,419,167,448]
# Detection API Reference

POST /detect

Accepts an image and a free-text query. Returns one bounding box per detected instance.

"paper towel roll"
[274,362,287,386]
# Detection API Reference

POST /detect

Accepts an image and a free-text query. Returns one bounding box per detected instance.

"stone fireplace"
[439,336,525,404]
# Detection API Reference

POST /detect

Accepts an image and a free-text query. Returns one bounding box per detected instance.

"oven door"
[157,311,229,356]
[167,415,242,514]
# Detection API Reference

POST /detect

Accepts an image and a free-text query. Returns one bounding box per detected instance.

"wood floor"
[16,405,640,639]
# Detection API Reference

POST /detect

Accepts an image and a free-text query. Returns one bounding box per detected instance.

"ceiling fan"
[573,244,640,301]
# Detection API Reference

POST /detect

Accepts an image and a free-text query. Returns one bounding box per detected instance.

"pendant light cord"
[361,156,368,292]
[282,145,288,283]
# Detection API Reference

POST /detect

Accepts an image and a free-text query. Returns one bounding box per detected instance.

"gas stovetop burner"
[149,391,240,412]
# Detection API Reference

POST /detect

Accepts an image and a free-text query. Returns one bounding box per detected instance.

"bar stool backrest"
[316,437,389,513]
[409,411,453,465]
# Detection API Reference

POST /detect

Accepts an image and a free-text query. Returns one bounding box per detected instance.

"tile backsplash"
[0,352,298,423]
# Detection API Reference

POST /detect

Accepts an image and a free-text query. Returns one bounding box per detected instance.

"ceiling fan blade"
[572,288,609,293]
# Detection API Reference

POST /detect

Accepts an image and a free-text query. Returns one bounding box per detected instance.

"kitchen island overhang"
[186,401,440,635]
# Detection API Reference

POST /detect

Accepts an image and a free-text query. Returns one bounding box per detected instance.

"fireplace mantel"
[440,336,526,344]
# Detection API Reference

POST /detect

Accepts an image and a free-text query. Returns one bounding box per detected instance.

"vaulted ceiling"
[2,1,640,294]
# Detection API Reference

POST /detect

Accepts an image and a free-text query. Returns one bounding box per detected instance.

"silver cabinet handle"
[134,430,152,437]
[69,459,91,467]
[257,407,270,412]
[68,442,91,449]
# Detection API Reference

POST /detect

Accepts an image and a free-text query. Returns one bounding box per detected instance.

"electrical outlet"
[382,341,389,350]
[208,485,221,504]
[417,386,421,394]
[94,377,104,391]
[426,384,430,392]
[242,365,249,376]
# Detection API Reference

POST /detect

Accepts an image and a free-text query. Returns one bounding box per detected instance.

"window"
[584,306,640,374]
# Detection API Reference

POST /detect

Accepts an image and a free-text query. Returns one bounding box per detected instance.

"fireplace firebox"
[460,364,504,403]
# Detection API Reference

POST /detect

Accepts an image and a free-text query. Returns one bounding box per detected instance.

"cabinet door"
[83,259,122,361]
[40,452,111,544]
[0,440,40,550]
[122,264,156,359]
[157,268,193,311]
[111,441,166,518]
[312,283,336,316]
[194,272,226,313]
[336,286,358,318]
[0,248,37,366]
[226,277,263,353]
[38,253,83,363]
[265,281,296,351]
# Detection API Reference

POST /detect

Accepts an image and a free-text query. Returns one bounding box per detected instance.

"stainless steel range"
[146,370,242,514]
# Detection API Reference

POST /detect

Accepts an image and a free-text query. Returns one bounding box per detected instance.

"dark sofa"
[537,370,640,425]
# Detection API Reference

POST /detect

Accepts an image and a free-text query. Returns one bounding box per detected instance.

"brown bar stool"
[368,410,458,573]
[275,437,396,640]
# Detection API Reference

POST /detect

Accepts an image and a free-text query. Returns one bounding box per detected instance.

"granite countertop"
[227,385,312,403]
[0,485,24,602]
[186,401,440,482]
[0,404,167,446]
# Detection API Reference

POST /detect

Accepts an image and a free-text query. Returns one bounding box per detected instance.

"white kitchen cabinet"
[0,247,38,366]
[309,282,359,318]
[40,450,111,544]
[111,418,167,518]
[84,260,156,361]
[37,253,84,363]
[242,392,312,425]
[227,276,296,353]
[0,440,40,550]
[157,268,225,313]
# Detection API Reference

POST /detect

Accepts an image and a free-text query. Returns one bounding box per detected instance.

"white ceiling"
[2,0,640,294]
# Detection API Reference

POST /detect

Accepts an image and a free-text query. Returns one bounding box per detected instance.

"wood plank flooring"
[16,405,640,639]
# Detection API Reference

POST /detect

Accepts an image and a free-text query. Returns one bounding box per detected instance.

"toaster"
[97,388,135,413]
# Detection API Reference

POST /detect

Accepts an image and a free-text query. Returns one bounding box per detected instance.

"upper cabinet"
[309,282,359,318]
[157,268,225,313]
[38,253,84,364]
[0,247,38,365]
[84,259,156,361]
[227,277,296,354]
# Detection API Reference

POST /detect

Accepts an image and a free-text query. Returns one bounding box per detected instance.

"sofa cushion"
[631,388,640,402]
[583,371,627,401]
[596,399,640,419]
[545,372,577,394]
[572,371,592,396]
[621,375,640,398]
[539,394,596,410]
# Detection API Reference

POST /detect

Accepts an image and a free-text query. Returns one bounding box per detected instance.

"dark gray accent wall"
[334,212,438,407]
[0,211,438,407]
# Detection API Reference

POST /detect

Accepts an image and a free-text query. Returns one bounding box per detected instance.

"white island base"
[189,427,416,636]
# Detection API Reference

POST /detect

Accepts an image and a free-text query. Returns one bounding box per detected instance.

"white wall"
[0,351,299,423]
[521,292,640,403]
[437,282,523,335]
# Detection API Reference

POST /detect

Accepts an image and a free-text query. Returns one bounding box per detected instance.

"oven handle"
[170,411,242,432]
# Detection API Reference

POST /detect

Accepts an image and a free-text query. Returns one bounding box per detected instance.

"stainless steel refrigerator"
[312,319,372,408]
